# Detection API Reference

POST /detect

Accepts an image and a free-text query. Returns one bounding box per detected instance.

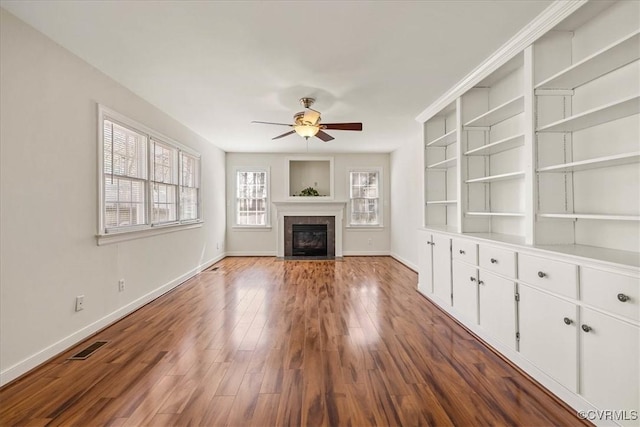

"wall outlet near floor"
[118,279,125,292]
[75,295,84,312]
[368,238,373,246]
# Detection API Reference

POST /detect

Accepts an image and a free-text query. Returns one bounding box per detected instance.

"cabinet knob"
[490,258,498,264]
[581,324,592,333]
[563,317,572,325]
[459,249,465,254]
[470,277,476,282]
[537,271,546,278]
[617,293,630,302]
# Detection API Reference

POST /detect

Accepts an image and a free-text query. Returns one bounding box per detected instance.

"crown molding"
[415,0,587,123]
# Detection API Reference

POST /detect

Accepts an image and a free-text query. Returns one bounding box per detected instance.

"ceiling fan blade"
[315,130,335,142]
[272,130,296,140]
[302,109,321,125]
[251,121,293,127]
[321,123,363,131]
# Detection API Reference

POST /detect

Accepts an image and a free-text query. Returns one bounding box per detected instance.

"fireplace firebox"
[292,224,328,256]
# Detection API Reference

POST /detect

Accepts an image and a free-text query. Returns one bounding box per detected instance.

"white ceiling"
[1,0,552,153]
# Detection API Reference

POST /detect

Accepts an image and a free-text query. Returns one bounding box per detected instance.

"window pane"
[349,171,380,225]
[236,171,267,225]
[104,120,147,180]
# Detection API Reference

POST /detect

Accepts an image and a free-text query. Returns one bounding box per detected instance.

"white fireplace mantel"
[273,200,346,257]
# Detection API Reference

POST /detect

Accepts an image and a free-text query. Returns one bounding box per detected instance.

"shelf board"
[538,213,640,221]
[537,152,640,173]
[426,129,457,147]
[536,31,640,90]
[466,211,525,217]
[465,171,525,184]
[534,244,640,269]
[426,200,458,205]
[465,133,525,156]
[427,157,457,169]
[537,95,640,133]
[464,95,524,128]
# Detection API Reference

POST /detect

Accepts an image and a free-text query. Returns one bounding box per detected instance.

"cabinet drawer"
[581,267,639,322]
[452,239,477,264]
[479,245,515,278]
[518,254,577,299]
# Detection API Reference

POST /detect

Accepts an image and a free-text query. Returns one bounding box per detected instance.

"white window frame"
[347,167,383,228]
[233,167,271,229]
[97,105,202,245]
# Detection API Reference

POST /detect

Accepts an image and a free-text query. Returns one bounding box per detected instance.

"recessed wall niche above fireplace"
[286,156,334,199]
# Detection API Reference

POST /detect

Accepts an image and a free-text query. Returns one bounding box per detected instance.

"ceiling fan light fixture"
[294,124,320,139]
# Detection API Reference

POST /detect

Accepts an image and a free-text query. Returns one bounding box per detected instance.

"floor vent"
[209,266,219,272]
[68,341,108,360]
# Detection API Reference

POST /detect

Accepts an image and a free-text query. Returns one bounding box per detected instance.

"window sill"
[96,221,203,246]
[345,225,385,231]
[231,225,272,231]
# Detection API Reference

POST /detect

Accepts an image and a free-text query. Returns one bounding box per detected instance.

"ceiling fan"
[252,98,363,141]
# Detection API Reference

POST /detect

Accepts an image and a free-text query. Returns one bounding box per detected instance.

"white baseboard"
[390,252,418,272]
[342,250,390,256]
[224,251,277,257]
[0,253,225,387]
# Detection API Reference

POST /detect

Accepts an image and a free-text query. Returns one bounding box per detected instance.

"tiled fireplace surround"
[273,201,345,258]
[284,216,335,257]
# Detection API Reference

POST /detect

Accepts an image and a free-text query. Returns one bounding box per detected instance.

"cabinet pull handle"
[490,258,498,264]
[478,280,484,285]
[581,324,592,333]
[563,317,572,325]
[537,271,546,278]
[617,293,630,302]
[470,277,476,282]
[459,249,465,254]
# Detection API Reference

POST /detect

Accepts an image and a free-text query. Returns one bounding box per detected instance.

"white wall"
[0,9,226,385]
[390,133,423,271]
[226,152,391,256]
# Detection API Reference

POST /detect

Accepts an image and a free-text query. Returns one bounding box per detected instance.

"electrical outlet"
[118,279,125,292]
[368,238,373,246]
[216,242,219,250]
[75,295,84,312]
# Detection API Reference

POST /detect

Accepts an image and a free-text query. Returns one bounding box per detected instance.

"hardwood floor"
[0,256,585,426]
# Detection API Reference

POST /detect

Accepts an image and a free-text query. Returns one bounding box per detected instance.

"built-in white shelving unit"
[463,95,524,128]
[417,3,639,420]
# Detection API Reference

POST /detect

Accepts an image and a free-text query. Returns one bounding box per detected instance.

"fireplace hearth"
[292,224,328,256]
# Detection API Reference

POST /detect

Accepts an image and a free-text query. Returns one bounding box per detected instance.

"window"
[99,106,201,242]
[349,169,382,226]
[236,169,269,226]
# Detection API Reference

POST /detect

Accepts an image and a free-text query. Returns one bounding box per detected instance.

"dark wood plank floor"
[0,256,585,426]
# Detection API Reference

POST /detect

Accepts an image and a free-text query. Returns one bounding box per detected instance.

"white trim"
[97,104,202,240]
[347,167,384,227]
[415,0,587,123]
[233,166,271,228]
[390,252,419,272]
[286,156,335,199]
[97,221,203,246]
[224,251,277,256]
[231,226,273,231]
[0,253,225,387]
[342,250,391,256]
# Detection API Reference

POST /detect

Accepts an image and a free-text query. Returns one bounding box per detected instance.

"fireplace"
[273,201,345,258]
[292,224,328,256]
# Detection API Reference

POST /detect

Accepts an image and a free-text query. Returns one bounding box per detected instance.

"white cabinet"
[580,309,639,426]
[417,232,433,295]
[478,271,517,351]
[417,232,452,306]
[518,284,579,392]
[452,261,478,324]
[432,233,452,305]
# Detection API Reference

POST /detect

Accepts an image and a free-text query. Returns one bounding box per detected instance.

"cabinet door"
[417,234,433,295]
[479,271,516,351]
[432,234,452,306]
[518,285,578,392]
[452,261,478,324]
[581,308,639,425]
